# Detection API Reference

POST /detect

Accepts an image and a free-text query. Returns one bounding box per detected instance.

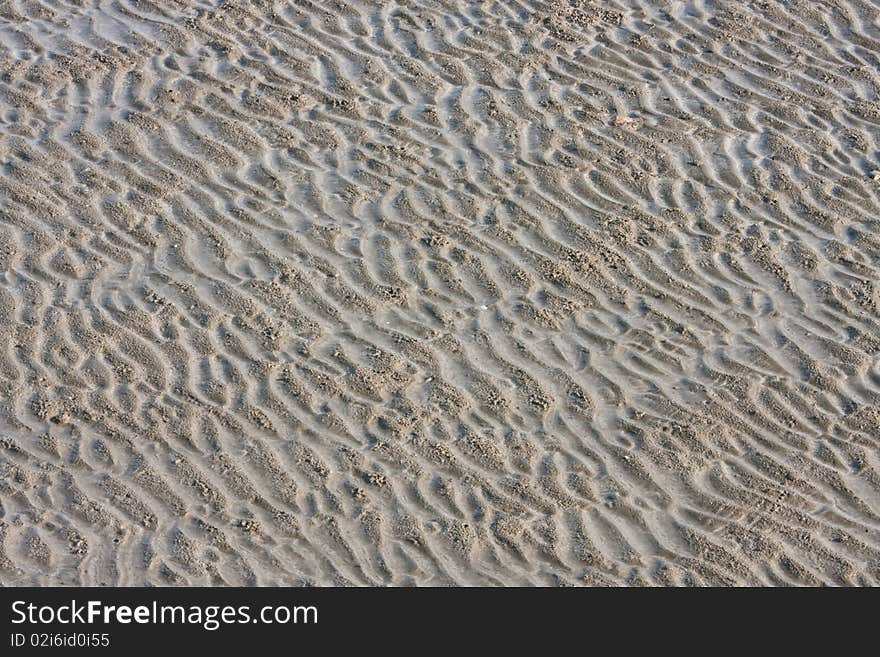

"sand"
[0,0,878,587]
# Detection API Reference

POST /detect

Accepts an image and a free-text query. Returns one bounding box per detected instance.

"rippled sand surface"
[1,1,879,586]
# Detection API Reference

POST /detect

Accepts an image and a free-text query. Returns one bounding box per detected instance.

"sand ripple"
[0,0,879,585]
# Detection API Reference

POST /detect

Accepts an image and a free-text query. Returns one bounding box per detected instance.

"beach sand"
[0,0,879,586]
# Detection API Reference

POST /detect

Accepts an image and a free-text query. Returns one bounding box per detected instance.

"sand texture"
[1,0,879,587]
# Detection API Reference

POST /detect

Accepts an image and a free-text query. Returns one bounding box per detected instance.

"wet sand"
[0,0,879,586]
